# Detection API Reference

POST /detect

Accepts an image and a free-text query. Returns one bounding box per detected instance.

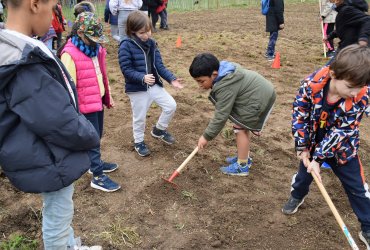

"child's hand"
[307,159,322,183]
[144,74,155,85]
[297,149,310,166]
[323,37,328,43]
[359,40,368,47]
[279,24,285,30]
[197,135,208,150]
[171,79,184,89]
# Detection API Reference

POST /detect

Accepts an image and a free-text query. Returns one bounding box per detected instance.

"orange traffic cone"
[176,36,182,48]
[271,52,281,69]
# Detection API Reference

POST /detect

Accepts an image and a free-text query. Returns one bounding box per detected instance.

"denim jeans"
[41,184,75,250]
[118,10,133,41]
[159,9,167,28]
[267,31,279,57]
[84,110,104,176]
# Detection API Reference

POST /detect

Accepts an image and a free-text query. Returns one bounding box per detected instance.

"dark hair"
[126,10,152,37]
[189,53,220,78]
[330,44,370,87]
[56,22,79,58]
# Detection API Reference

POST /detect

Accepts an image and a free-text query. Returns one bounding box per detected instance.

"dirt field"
[1,3,370,249]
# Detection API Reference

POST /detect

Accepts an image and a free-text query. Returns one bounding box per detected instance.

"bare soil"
[1,3,370,249]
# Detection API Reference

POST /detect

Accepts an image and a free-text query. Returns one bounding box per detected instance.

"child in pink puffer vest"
[59,12,121,192]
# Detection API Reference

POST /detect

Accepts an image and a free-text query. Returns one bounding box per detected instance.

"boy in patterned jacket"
[281,44,370,249]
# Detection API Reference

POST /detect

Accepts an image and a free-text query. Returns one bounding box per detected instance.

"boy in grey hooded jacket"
[189,53,276,176]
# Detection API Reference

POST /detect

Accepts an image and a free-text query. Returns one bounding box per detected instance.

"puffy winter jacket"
[292,66,370,164]
[328,0,370,50]
[0,29,100,193]
[118,37,176,93]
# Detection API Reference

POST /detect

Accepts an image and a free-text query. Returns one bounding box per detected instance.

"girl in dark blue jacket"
[118,11,183,157]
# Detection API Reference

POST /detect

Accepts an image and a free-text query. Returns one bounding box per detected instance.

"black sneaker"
[151,126,175,144]
[134,141,151,157]
[264,52,275,58]
[282,196,305,215]
[359,231,370,249]
[160,25,169,30]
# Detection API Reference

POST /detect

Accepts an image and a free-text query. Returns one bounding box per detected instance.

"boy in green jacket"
[189,53,276,176]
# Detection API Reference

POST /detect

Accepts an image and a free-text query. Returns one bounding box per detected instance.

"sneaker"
[327,50,336,58]
[134,141,151,157]
[282,196,305,215]
[88,162,119,174]
[68,237,103,250]
[321,162,331,170]
[160,25,169,30]
[90,174,121,192]
[359,231,370,250]
[267,55,275,61]
[151,126,175,144]
[220,162,249,176]
[264,52,275,58]
[225,156,253,166]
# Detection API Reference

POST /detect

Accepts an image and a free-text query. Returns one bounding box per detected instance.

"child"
[264,0,284,61]
[156,0,168,30]
[189,53,276,176]
[281,45,370,249]
[52,2,65,50]
[59,12,121,192]
[325,0,369,52]
[0,0,102,248]
[320,0,337,57]
[109,0,142,41]
[104,0,120,42]
[119,11,183,157]
[73,0,95,18]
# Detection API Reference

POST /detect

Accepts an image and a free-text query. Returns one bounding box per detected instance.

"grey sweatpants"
[127,85,176,143]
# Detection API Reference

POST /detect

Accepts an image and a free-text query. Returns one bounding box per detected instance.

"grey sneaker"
[359,231,370,250]
[282,196,305,215]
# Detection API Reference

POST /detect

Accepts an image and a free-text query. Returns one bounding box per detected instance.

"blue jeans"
[267,31,279,57]
[159,9,167,28]
[42,184,76,249]
[290,157,370,232]
[84,110,104,176]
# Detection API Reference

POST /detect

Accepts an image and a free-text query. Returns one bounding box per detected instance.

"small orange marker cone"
[271,52,281,69]
[176,36,182,48]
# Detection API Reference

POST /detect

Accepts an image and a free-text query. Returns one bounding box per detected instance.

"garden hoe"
[162,146,199,188]
[311,171,359,250]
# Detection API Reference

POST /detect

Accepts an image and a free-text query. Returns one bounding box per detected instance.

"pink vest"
[61,40,111,114]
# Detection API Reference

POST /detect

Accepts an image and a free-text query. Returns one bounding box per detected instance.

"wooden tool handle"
[175,147,199,173]
[311,172,359,250]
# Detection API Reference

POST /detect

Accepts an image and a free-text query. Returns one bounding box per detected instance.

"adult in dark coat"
[265,0,284,61]
[326,0,370,52]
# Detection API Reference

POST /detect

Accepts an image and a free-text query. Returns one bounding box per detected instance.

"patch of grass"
[174,223,185,230]
[221,128,234,140]
[181,190,198,200]
[98,217,141,248]
[0,234,38,250]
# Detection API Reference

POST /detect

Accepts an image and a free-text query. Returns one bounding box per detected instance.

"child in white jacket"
[109,0,142,41]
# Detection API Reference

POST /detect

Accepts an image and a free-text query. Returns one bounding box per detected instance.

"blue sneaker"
[220,162,249,176]
[91,174,121,192]
[151,126,175,144]
[88,162,119,174]
[225,156,253,167]
[321,162,331,170]
[134,141,151,157]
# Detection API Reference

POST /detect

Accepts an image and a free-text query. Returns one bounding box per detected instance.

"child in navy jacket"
[119,11,183,157]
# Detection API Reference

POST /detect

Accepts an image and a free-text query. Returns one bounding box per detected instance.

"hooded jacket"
[292,66,370,164]
[0,29,100,193]
[328,0,370,50]
[204,62,276,141]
